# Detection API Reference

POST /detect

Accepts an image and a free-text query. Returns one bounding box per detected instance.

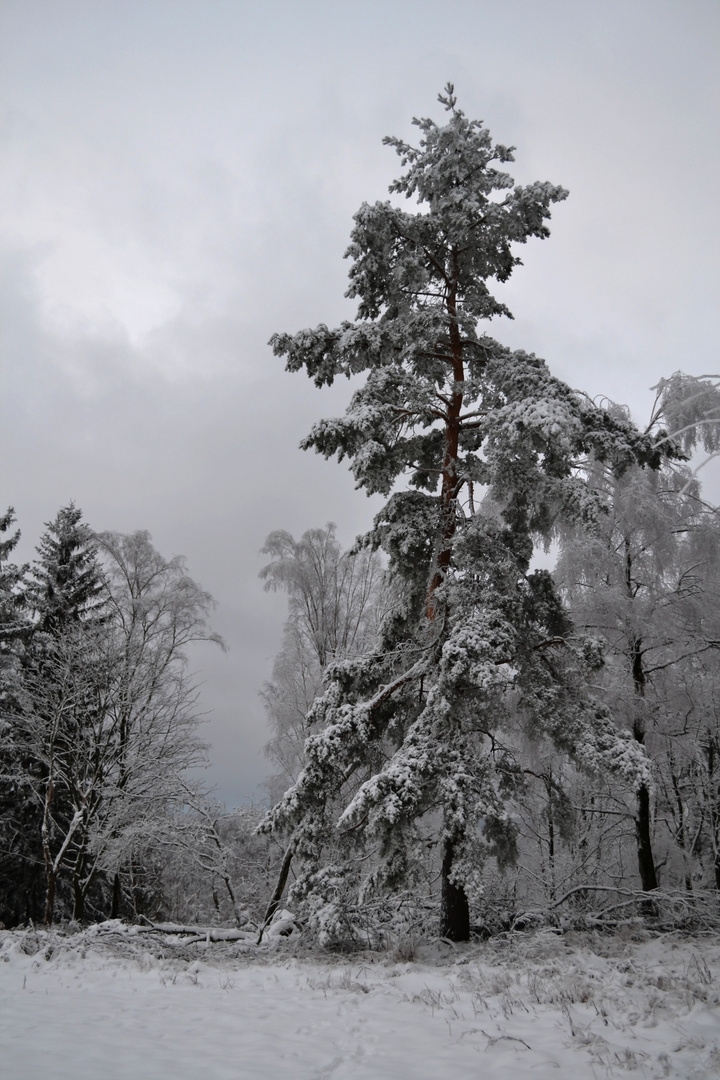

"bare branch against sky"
[1,0,718,804]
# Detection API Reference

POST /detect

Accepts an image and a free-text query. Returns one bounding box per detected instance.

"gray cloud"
[2,0,718,803]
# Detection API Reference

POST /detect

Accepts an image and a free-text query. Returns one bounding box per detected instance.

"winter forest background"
[2,0,720,949]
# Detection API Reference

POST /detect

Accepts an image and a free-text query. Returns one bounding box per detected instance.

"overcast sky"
[1,0,718,806]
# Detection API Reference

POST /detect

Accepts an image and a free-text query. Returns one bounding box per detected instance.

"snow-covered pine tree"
[262,87,667,941]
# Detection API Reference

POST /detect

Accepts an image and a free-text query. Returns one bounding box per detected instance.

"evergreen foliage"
[0,508,27,660]
[28,503,106,639]
[0,509,41,926]
[12,505,109,923]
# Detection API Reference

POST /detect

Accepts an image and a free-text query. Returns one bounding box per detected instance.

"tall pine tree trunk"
[434,262,471,941]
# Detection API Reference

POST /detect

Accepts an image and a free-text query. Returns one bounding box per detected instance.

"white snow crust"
[1,924,719,1079]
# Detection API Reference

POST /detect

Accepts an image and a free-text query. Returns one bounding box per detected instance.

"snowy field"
[2,924,720,1079]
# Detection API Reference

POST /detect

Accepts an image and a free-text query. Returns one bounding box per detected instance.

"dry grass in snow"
[1,922,719,1078]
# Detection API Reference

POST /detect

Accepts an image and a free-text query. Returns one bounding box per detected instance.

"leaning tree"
[261,87,671,941]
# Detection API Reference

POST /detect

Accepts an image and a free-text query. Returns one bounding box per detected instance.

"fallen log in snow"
[96,919,257,942]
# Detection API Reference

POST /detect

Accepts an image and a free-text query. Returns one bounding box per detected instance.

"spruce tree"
[28,503,106,638]
[0,509,41,925]
[262,87,666,941]
[0,508,26,659]
[21,504,107,923]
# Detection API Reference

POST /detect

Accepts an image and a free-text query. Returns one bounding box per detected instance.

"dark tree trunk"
[635,783,658,891]
[431,262,470,946]
[440,837,470,941]
[426,253,463,620]
[111,871,122,919]
[705,737,720,891]
[257,841,295,943]
[627,615,658,894]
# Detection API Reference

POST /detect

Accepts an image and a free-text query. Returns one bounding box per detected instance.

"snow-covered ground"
[2,923,719,1079]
